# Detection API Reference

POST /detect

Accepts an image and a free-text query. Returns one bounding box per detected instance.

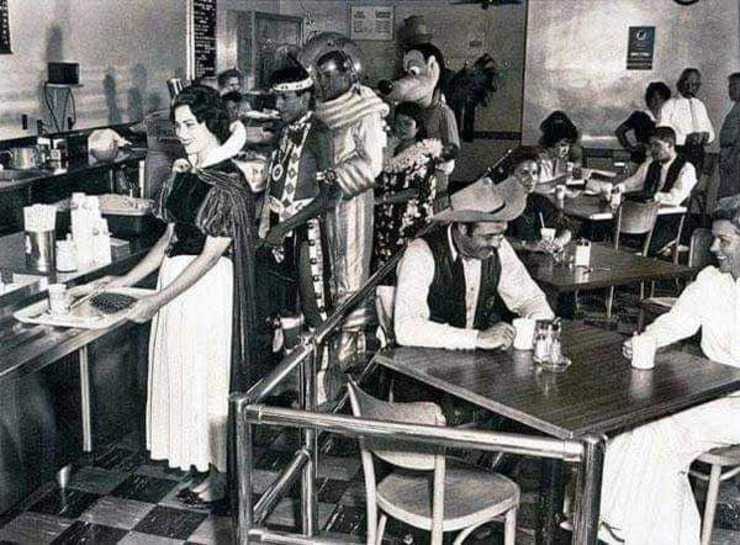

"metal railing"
[230,150,606,544]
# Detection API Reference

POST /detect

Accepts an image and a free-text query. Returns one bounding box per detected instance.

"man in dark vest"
[394,177,554,350]
[611,125,698,255]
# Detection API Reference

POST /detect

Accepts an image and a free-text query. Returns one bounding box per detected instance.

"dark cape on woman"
[154,160,258,393]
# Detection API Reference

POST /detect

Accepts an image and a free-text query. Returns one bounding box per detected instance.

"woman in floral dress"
[372,102,443,272]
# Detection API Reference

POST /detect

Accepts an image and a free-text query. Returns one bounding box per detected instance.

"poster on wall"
[350,6,394,41]
[626,26,655,70]
[0,0,11,55]
[193,0,216,77]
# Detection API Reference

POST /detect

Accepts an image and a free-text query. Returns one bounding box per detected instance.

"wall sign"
[193,0,216,77]
[626,26,655,70]
[350,6,394,41]
[0,0,11,55]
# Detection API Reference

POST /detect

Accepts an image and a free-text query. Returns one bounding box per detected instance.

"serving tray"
[14,287,155,330]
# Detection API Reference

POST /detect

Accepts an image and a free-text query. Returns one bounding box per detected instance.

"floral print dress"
[372,138,442,271]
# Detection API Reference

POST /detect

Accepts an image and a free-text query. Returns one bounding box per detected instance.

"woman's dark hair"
[645,81,671,104]
[677,68,701,94]
[170,85,232,144]
[539,111,579,148]
[394,102,427,140]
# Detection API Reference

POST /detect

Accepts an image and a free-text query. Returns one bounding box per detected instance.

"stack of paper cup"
[513,318,536,350]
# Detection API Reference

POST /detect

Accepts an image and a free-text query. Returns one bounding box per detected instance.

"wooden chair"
[606,200,660,318]
[638,228,714,331]
[689,445,740,545]
[347,380,520,545]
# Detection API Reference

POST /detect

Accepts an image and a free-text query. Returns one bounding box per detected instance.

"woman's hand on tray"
[68,275,122,298]
[126,295,161,324]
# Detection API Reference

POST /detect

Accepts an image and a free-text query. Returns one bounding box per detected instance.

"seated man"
[394,177,554,350]
[590,126,697,255]
[596,203,740,544]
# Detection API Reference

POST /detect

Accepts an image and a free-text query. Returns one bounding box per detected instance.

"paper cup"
[631,334,657,370]
[48,283,69,315]
[513,318,536,350]
[540,228,556,242]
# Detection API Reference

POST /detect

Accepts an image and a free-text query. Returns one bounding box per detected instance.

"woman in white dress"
[78,85,257,505]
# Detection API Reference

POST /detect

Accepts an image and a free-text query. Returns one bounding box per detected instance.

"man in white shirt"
[602,126,697,255]
[394,177,554,350]
[597,203,740,545]
[658,68,715,174]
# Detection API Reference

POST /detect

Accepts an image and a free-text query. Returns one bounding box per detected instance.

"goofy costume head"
[378,43,446,108]
[378,43,460,198]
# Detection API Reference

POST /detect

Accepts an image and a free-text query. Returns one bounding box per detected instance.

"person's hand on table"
[536,239,563,254]
[622,338,633,359]
[127,295,162,324]
[476,323,516,350]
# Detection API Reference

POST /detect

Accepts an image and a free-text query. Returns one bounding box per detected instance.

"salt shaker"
[534,324,551,363]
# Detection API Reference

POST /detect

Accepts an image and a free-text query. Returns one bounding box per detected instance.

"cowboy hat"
[432,176,526,223]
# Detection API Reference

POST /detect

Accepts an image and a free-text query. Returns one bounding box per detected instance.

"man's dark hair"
[217,68,243,88]
[645,81,671,104]
[652,126,677,147]
[729,72,740,82]
[508,146,541,171]
[170,85,231,144]
[713,197,740,229]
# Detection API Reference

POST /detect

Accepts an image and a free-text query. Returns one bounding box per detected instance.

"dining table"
[545,192,687,222]
[513,242,698,316]
[373,321,740,545]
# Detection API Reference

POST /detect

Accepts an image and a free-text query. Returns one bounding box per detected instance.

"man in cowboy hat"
[394,177,554,350]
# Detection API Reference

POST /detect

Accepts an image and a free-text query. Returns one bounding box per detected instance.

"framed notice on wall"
[350,6,394,41]
[193,0,216,78]
[626,26,655,70]
[0,0,11,54]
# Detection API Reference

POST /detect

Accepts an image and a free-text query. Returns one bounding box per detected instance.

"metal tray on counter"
[13,287,154,330]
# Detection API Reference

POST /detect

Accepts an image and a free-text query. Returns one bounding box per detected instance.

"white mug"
[513,318,536,350]
[631,334,657,370]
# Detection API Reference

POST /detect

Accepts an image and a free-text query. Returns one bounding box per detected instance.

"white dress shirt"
[617,154,697,206]
[658,96,715,146]
[644,266,740,366]
[394,226,554,350]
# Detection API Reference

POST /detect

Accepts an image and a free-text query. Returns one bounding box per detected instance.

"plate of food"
[14,287,154,329]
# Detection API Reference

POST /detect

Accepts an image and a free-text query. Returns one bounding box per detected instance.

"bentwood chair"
[638,228,714,331]
[690,445,740,545]
[347,380,520,545]
[606,200,660,319]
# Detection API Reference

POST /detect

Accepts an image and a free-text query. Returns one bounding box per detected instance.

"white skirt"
[146,255,233,472]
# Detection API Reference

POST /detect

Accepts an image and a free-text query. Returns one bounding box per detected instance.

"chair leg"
[638,309,645,333]
[606,287,615,319]
[375,514,387,545]
[504,507,518,545]
[701,464,722,545]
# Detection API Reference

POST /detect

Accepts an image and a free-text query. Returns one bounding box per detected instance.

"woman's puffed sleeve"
[196,172,255,238]
[152,173,174,223]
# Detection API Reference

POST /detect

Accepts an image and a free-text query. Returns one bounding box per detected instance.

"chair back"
[347,379,444,470]
[347,380,447,545]
[613,200,660,255]
[688,228,715,269]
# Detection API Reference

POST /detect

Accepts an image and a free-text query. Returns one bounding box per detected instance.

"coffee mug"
[540,228,556,242]
[631,334,657,370]
[512,318,536,350]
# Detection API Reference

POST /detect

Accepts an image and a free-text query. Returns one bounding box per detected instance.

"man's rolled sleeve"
[497,240,555,319]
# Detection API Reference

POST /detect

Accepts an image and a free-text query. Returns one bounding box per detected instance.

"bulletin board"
[193,0,217,77]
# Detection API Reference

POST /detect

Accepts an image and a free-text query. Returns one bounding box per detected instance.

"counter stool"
[689,445,740,545]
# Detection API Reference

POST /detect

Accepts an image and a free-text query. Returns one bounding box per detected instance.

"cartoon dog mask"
[378,43,445,106]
